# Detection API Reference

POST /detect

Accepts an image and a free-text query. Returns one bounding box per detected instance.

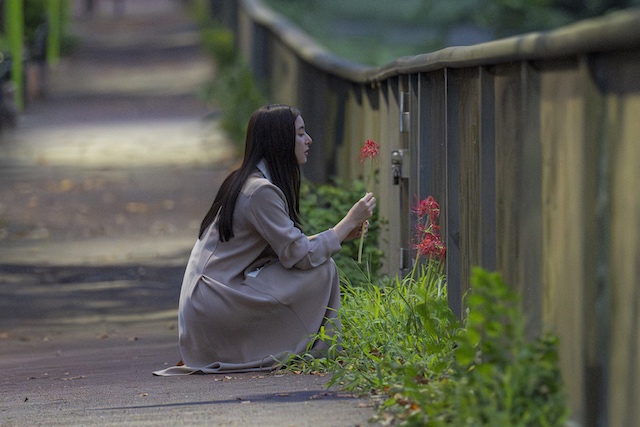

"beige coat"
[154,168,341,375]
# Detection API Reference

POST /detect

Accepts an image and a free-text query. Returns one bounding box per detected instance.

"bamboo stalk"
[6,0,24,111]
[47,0,61,66]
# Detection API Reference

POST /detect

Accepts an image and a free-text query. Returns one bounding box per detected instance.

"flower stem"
[357,222,366,264]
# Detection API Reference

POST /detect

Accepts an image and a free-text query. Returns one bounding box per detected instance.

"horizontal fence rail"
[210,1,640,425]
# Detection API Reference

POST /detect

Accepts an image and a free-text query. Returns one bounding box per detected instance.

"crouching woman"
[154,104,375,375]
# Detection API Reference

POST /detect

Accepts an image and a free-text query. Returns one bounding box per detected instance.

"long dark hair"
[199,104,302,241]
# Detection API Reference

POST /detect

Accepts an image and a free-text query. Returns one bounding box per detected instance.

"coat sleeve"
[245,184,341,270]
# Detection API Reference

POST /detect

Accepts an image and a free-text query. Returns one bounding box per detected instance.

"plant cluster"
[296,265,568,426]
[299,178,384,284]
[292,192,568,426]
[411,195,446,264]
[188,0,267,151]
[445,269,569,426]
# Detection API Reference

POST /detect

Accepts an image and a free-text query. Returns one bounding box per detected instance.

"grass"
[288,264,569,426]
[293,183,567,425]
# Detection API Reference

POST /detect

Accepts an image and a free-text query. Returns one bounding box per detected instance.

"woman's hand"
[348,192,376,224]
[332,192,376,243]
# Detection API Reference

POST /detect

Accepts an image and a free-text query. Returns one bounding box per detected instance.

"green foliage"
[443,268,569,426]
[290,266,568,426]
[187,0,268,151]
[0,36,10,54]
[289,260,453,388]
[471,0,571,37]
[23,0,47,47]
[299,178,384,284]
[264,0,578,66]
[202,59,268,149]
[200,26,236,69]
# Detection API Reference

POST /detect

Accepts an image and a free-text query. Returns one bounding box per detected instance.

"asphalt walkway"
[0,1,378,425]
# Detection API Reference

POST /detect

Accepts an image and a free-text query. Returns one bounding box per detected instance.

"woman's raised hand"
[333,192,376,243]
[348,192,376,224]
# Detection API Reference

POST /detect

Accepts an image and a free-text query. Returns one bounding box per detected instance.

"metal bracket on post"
[391,147,411,274]
[399,247,410,271]
[391,149,410,185]
[391,149,402,185]
[400,91,410,133]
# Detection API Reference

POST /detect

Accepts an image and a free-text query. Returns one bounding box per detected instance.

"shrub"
[189,2,268,151]
[202,59,268,150]
[299,178,384,284]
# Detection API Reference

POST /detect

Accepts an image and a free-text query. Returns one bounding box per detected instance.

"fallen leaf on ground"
[62,376,86,381]
[125,202,148,213]
[58,179,75,192]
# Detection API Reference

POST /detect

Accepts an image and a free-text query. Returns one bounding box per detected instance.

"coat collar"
[256,159,272,182]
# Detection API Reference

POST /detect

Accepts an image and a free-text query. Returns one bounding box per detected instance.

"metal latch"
[391,149,409,185]
[391,150,402,185]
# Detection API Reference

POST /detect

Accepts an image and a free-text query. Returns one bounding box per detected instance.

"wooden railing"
[210,1,640,425]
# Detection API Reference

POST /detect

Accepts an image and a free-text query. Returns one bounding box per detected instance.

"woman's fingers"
[361,193,376,216]
[347,193,376,225]
[357,220,370,237]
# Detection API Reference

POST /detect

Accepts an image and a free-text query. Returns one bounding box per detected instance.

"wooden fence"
[208,0,640,425]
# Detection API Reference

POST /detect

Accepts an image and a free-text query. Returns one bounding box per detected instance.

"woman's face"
[294,115,312,164]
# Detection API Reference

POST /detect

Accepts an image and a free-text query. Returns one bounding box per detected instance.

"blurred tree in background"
[0,0,71,111]
[554,0,638,18]
[266,0,640,65]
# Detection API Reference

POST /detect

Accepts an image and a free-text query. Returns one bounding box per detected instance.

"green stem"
[357,222,366,264]
[358,159,375,264]
[47,0,61,67]
[6,0,24,111]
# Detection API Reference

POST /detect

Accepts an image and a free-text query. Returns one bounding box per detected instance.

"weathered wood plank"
[600,48,640,427]
[455,68,482,313]
[493,63,522,293]
[445,68,462,317]
[377,80,401,276]
[418,71,447,211]
[539,58,589,424]
[479,67,497,273]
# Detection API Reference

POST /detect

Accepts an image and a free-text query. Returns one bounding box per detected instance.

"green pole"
[5,0,24,111]
[47,0,61,66]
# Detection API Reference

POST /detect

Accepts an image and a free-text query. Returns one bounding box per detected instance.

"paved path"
[0,1,378,425]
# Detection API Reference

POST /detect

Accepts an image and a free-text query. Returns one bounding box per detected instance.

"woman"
[154,104,375,375]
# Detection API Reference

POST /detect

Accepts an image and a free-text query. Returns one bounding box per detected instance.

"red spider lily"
[358,139,380,161]
[412,195,446,262]
[417,236,446,261]
[414,233,446,261]
[412,195,439,223]
[357,139,380,264]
